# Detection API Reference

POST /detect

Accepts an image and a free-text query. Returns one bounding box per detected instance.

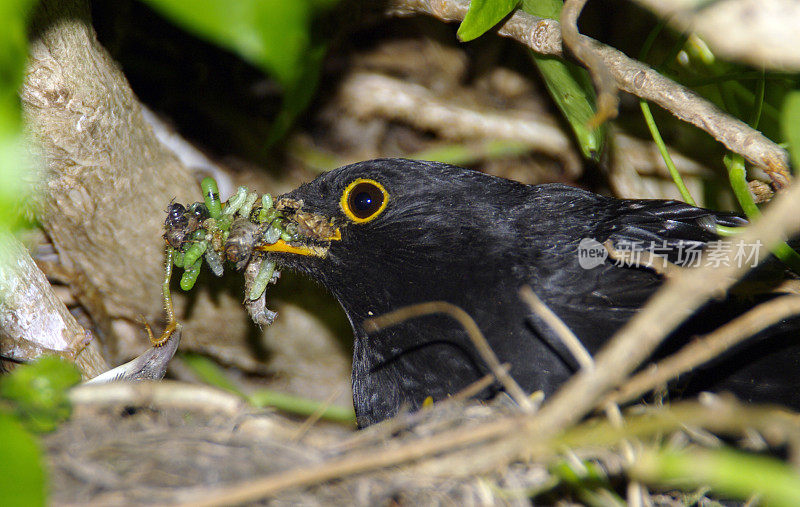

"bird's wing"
[527,196,747,357]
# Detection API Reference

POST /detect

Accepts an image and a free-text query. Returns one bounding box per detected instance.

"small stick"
[604,294,800,406]
[292,387,349,441]
[332,368,510,452]
[561,0,619,126]
[518,285,594,371]
[363,301,534,413]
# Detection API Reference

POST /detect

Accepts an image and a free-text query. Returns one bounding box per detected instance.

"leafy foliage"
[522,0,604,161]
[781,90,800,171]
[0,412,46,507]
[0,0,37,232]
[139,0,338,143]
[0,356,80,506]
[0,356,82,433]
[457,0,519,42]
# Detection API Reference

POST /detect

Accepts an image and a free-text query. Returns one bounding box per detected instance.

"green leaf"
[0,412,46,507]
[139,0,338,144]
[266,43,327,146]
[181,353,356,424]
[0,0,38,232]
[457,0,520,42]
[632,447,800,507]
[521,0,605,161]
[0,356,82,433]
[180,352,246,396]
[249,390,356,425]
[139,0,314,86]
[781,90,800,171]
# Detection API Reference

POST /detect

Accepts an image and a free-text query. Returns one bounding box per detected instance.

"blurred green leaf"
[139,0,337,145]
[0,356,82,433]
[632,447,800,506]
[181,352,356,424]
[457,0,519,42]
[0,0,37,232]
[180,352,245,396]
[781,90,800,171]
[249,389,356,425]
[0,412,46,507]
[265,43,327,146]
[521,0,604,161]
[139,0,313,86]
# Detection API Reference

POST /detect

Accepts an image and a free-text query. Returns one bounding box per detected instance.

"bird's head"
[259,159,544,424]
[258,158,529,323]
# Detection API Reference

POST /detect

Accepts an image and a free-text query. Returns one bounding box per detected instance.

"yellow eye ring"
[340,178,389,223]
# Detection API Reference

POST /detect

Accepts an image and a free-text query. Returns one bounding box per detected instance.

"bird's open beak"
[256,228,341,257]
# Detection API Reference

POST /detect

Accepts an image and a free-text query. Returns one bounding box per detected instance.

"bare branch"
[0,232,107,377]
[387,0,792,187]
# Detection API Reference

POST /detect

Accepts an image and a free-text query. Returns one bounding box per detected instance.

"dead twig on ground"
[387,0,791,187]
[169,398,800,506]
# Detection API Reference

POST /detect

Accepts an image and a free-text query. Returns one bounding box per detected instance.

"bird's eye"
[340,178,388,223]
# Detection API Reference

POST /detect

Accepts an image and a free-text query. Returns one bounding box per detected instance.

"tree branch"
[0,232,107,377]
[387,0,792,187]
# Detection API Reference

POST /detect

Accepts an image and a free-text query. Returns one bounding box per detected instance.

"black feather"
[268,159,799,427]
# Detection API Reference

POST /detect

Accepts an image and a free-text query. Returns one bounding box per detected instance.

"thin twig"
[386,0,791,187]
[561,0,619,125]
[172,399,800,506]
[292,387,347,441]
[518,285,594,371]
[604,295,800,406]
[363,301,534,413]
[332,368,510,453]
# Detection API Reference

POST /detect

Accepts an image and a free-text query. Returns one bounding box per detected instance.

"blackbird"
[258,158,800,427]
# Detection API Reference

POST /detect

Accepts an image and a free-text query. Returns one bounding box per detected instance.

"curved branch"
[387,0,792,187]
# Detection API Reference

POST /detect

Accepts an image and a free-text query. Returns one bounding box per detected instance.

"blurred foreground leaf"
[140,0,338,144]
[0,412,46,507]
[781,90,800,171]
[182,352,355,424]
[0,0,37,232]
[457,0,519,42]
[0,356,82,433]
[631,447,800,506]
